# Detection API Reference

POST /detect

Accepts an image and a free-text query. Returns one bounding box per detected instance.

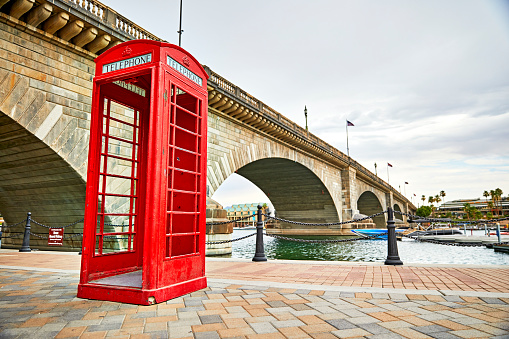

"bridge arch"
[206,109,344,225]
[357,191,385,228]
[235,158,338,224]
[394,203,402,214]
[0,111,86,248]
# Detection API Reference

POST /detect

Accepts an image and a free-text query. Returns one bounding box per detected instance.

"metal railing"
[61,0,164,41]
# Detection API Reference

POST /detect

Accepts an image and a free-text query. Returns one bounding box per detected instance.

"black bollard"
[385,207,403,265]
[252,205,267,262]
[19,212,32,253]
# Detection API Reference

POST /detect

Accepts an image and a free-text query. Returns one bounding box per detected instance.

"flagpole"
[387,164,390,185]
[346,120,350,158]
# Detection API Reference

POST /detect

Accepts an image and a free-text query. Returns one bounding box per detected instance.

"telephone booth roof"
[94,40,209,91]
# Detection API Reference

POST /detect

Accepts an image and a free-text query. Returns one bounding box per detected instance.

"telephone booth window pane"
[171,192,196,212]
[174,129,197,152]
[172,170,196,192]
[171,235,195,256]
[176,107,197,133]
[171,213,195,234]
[95,97,140,256]
[175,88,198,113]
[174,149,197,172]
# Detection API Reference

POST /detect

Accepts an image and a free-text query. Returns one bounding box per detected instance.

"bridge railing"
[61,0,163,41]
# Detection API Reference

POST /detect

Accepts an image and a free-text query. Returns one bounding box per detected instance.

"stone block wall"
[0,20,94,249]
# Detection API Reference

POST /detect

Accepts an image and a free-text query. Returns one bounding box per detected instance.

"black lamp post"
[252,205,267,262]
[385,207,403,265]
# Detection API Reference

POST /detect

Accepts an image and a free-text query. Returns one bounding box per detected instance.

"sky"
[105,0,509,209]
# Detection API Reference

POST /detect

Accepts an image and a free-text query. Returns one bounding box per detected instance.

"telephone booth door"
[78,40,208,305]
[90,80,149,278]
[158,73,206,287]
[79,73,151,297]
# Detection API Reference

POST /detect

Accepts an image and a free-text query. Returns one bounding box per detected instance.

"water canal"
[229,229,509,265]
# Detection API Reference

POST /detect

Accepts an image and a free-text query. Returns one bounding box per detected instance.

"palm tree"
[488,201,494,215]
[483,190,489,203]
[435,195,442,217]
[495,188,503,216]
[428,196,435,216]
[421,195,426,206]
[463,203,480,221]
[440,190,446,204]
[435,194,441,205]
[483,190,490,215]
[490,190,496,215]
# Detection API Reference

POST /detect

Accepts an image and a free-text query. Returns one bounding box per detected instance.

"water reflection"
[229,229,509,265]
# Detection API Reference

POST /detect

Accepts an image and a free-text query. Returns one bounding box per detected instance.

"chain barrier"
[0,219,26,228]
[401,233,509,247]
[263,211,386,227]
[0,233,23,239]
[30,217,84,229]
[104,235,130,239]
[395,211,509,225]
[206,214,255,226]
[264,231,389,243]
[206,232,257,244]
[66,233,84,239]
[29,232,47,239]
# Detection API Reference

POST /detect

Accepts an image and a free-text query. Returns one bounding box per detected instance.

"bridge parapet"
[0,0,163,58]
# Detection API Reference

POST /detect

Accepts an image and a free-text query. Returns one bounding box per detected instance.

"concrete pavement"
[0,249,508,338]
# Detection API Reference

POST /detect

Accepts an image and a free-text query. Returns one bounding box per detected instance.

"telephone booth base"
[78,276,207,305]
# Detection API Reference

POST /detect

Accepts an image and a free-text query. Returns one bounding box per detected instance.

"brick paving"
[206,260,509,294]
[0,250,508,338]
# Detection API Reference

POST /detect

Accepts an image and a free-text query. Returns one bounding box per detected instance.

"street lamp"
[178,0,184,46]
[304,105,308,131]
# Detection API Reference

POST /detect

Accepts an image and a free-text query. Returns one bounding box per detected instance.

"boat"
[493,244,509,253]
[408,228,463,236]
[351,229,404,239]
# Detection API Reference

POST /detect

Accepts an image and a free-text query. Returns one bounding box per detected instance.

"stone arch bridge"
[0,0,415,246]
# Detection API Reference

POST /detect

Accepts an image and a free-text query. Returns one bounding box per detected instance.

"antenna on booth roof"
[177,0,184,46]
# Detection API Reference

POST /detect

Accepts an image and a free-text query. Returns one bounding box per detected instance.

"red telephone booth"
[78,40,208,305]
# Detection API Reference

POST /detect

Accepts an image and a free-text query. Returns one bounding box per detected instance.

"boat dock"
[407,234,509,246]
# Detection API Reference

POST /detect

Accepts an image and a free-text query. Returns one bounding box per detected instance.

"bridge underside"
[357,191,386,228]
[236,158,339,228]
[0,112,85,250]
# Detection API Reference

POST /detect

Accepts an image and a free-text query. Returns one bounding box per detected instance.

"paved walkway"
[0,249,508,338]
